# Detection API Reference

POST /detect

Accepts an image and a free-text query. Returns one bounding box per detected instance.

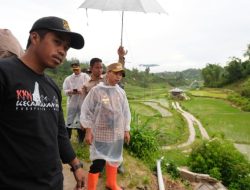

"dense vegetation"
[157,69,202,87]
[201,44,250,111]
[45,58,202,90]
[202,44,250,89]
[189,139,250,190]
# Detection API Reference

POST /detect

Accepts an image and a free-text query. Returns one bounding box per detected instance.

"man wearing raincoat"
[63,61,90,143]
[80,62,131,190]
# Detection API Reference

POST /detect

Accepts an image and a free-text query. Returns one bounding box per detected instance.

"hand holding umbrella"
[79,0,166,45]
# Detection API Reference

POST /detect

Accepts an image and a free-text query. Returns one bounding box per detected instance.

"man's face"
[106,70,123,86]
[71,64,81,75]
[91,62,103,78]
[34,31,70,70]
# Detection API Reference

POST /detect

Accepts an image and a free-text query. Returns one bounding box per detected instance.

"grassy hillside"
[181,96,250,144]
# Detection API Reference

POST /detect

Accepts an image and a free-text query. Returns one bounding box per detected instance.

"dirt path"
[62,157,159,190]
[172,101,250,160]
[63,164,77,190]
[175,102,209,140]
[174,102,250,160]
[63,162,105,190]
[234,143,250,160]
[143,101,172,117]
[162,101,209,150]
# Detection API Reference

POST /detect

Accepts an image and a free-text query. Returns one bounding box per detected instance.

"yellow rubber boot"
[87,172,99,190]
[105,164,123,190]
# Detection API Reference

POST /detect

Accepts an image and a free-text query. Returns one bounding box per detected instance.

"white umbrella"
[79,0,166,45]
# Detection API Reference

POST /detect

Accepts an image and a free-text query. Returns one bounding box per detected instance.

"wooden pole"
[121,11,124,46]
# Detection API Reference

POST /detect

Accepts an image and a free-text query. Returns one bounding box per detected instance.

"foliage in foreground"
[125,112,160,169]
[188,138,250,190]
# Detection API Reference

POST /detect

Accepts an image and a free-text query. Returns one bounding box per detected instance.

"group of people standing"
[0,15,131,190]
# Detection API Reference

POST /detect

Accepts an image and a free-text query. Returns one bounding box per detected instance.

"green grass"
[130,100,188,147]
[188,88,229,99]
[130,102,158,116]
[181,97,250,144]
[161,149,189,166]
[62,95,67,117]
[146,112,188,146]
[125,84,169,100]
[127,86,190,165]
[148,98,170,108]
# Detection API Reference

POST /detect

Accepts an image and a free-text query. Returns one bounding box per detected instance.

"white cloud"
[1,0,250,72]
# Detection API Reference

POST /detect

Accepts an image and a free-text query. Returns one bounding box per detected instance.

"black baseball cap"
[30,16,84,49]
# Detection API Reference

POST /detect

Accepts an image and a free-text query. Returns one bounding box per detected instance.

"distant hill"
[156,68,202,87]
[45,59,202,90]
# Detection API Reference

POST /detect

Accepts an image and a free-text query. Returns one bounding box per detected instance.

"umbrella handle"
[121,11,124,46]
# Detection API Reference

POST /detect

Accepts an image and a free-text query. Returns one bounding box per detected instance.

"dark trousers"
[67,128,86,143]
[89,159,124,174]
[89,159,106,174]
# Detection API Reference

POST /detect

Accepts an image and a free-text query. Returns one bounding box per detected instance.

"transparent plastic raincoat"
[80,82,131,165]
[63,72,90,129]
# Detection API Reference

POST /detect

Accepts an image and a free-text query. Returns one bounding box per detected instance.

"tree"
[224,57,243,83]
[243,44,250,60]
[201,64,224,87]
[242,60,250,77]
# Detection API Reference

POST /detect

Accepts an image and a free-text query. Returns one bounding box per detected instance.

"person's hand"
[70,158,86,190]
[76,89,83,95]
[70,89,83,95]
[84,128,93,145]
[117,46,128,57]
[68,89,78,95]
[73,168,85,190]
[124,131,130,144]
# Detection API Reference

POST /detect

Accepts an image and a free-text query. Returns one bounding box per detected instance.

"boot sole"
[106,186,125,190]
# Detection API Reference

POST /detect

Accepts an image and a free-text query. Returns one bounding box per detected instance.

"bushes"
[241,78,250,98]
[125,121,160,169]
[227,92,250,111]
[188,138,250,189]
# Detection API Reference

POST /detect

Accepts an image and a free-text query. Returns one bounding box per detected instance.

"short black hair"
[90,58,102,68]
[26,29,49,49]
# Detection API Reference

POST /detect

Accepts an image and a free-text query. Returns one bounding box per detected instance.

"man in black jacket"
[0,16,85,190]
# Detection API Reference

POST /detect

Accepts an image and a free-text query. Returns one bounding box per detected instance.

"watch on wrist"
[70,161,83,172]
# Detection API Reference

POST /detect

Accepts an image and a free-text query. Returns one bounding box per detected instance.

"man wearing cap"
[80,62,131,190]
[83,46,127,99]
[63,61,90,143]
[0,16,85,189]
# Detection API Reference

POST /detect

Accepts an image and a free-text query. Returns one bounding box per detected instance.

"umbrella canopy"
[79,0,166,13]
[79,0,166,45]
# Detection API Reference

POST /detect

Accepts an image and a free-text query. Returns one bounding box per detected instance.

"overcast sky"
[1,0,250,72]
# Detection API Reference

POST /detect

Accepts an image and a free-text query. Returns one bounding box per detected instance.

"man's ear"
[30,32,40,45]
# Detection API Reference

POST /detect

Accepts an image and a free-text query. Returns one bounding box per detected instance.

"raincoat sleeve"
[123,92,131,131]
[80,88,97,129]
[62,76,71,96]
